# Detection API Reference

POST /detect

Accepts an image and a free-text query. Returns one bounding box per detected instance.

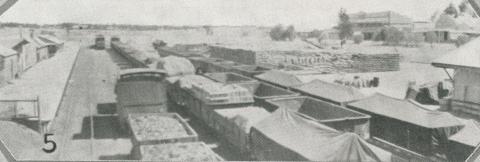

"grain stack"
[128,113,198,155]
[132,142,223,161]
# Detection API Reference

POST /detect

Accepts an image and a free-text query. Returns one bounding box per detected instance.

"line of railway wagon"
[155,46,403,161]
[111,39,224,161]
[111,38,436,161]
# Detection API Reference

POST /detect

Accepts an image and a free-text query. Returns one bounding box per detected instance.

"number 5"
[42,133,57,153]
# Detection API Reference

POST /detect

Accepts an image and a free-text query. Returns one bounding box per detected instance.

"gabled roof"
[38,34,64,44]
[254,70,303,87]
[348,93,463,128]
[0,44,17,57]
[432,37,480,69]
[252,108,383,161]
[349,11,413,24]
[292,79,365,103]
[17,34,49,48]
[449,119,480,147]
[467,144,480,162]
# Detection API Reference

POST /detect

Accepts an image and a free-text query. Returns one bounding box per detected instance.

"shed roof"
[349,11,413,24]
[449,119,480,147]
[0,45,17,57]
[267,96,368,121]
[292,79,365,103]
[255,70,303,87]
[432,37,480,69]
[38,34,64,44]
[348,93,463,128]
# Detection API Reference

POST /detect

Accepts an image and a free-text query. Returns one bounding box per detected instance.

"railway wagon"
[115,68,169,128]
[128,113,198,159]
[94,34,105,49]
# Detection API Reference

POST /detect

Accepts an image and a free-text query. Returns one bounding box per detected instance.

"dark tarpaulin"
[250,108,389,161]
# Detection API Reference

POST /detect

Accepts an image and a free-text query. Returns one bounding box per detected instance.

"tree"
[403,31,415,47]
[270,24,285,41]
[284,25,296,41]
[413,33,425,47]
[269,24,296,41]
[337,8,353,47]
[384,27,404,46]
[435,14,457,29]
[444,3,458,17]
[455,34,471,47]
[425,31,438,48]
[309,29,322,38]
[353,34,364,44]
[459,2,468,13]
[203,25,213,35]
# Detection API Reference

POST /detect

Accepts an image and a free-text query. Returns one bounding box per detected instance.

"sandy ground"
[0,41,80,121]
[0,121,46,160]
[46,46,131,160]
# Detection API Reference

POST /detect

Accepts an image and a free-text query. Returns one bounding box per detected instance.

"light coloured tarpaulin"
[250,107,390,161]
[156,55,195,77]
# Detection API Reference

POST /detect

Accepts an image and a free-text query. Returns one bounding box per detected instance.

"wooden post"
[37,96,42,134]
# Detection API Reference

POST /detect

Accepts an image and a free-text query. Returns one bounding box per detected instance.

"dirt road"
[47,47,133,160]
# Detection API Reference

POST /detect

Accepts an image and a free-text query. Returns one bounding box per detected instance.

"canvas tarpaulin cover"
[250,108,389,161]
[210,107,271,153]
[266,96,371,139]
[156,56,195,77]
[292,79,366,104]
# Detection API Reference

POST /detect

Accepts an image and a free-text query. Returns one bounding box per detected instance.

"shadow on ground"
[99,154,132,160]
[10,118,43,133]
[73,115,130,139]
[97,103,117,115]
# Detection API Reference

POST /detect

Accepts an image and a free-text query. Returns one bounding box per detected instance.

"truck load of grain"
[210,106,271,154]
[133,142,223,161]
[128,113,198,153]
[178,75,253,105]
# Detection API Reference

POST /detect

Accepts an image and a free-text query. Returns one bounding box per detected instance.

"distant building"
[38,34,65,57]
[349,11,413,40]
[0,45,19,85]
[12,31,50,72]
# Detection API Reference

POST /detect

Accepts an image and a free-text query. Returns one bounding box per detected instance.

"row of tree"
[269,24,296,41]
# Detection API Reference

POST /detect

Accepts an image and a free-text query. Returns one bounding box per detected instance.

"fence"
[0,96,42,133]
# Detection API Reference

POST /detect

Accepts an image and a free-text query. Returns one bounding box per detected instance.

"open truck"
[115,68,169,129]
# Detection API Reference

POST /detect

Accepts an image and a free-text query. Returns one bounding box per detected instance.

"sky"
[0,0,464,31]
